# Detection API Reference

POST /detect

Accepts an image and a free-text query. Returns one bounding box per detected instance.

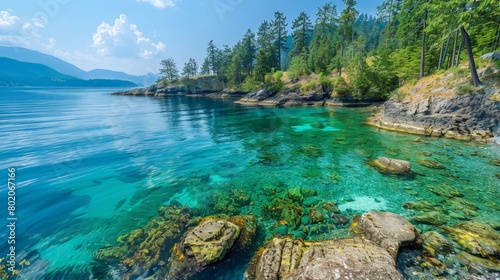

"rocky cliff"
[367,65,500,142]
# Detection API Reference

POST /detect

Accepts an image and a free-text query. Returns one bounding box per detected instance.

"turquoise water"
[0,88,499,279]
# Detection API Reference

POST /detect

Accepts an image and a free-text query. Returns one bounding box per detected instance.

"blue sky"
[0,0,382,75]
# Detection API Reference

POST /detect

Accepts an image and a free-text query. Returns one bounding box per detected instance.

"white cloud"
[42,37,56,51]
[92,14,165,59]
[0,10,43,47]
[137,0,177,9]
[53,49,96,62]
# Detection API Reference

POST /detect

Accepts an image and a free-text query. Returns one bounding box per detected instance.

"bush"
[457,84,473,95]
[290,83,302,92]
[288,56,310,80]
[332,77,351,97]
[319,73,334,94]
[301,80,317,93]
[265,70,285,93]
[242,76,262,92]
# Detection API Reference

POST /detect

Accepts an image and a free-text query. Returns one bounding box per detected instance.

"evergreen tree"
[159,58,179,81]
[271,11,288,70]
[290,12,313,57]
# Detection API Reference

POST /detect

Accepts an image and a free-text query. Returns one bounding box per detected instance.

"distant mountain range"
[0,46,159,86]
[0,57,137,87]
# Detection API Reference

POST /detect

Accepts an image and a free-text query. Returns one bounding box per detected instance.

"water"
[0,88,499,279]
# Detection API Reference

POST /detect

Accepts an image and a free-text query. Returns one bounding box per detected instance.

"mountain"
[0,57,136,87]
[0,46,158,86]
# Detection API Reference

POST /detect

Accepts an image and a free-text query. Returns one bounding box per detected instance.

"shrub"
[288,56,310,80]
[319,73,334,94]
[457,84,473,95]
[332,77,351,97]
[242,76,262,92]
[290,83,302,92]
[301,80,317,93]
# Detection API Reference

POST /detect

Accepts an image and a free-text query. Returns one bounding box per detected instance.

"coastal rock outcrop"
[244,237,404,280]
[351,211,422,259]
[367,90,500,142]
[244,211,421,280]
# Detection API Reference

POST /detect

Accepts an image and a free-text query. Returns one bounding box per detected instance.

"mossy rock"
[446,197,478,211]
[418,159,447,169]
[321,201,341,213]
[496,172,500,179]
[489,159,500,167]
[422,231,455,257]
[261,184,278,196]
[402,200,436,212]
[298,144,323,157]
[263,198,304,229]
[300,188,317,198]
[310,122,325,129]
[303,197,320,207]
[485,201,500,211]
[443,221,500,258]
[308,209,325,224]
[428,184,463,198]
[93,205,192,274]
[456,252,500,273]
[367,157,411,175]
[414,211,448,225]
[287,187,304,203]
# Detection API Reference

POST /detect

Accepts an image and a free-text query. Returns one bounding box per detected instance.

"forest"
[159,0,500,100]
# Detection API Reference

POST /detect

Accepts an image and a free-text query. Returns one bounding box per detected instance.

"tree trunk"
[451,30,458,69]
[460,26,481,86]
[419,10,427,79]
[441,32,452,70]
[455,40,462,67]
[438,40,444,70]
[493,25,499,51]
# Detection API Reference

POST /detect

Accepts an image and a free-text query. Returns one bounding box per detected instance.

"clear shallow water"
[0,88,499,279]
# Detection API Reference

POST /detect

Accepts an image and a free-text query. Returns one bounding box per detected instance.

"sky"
[0,0,382,75]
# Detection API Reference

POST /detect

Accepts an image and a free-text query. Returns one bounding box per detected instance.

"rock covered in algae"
[321,201,340,213]
[456,251,500,273]
[414,211,448,225]
[351,211,422,259]
[368,157,411,175]
[167,215,257,280]
[442,221,500,258]
[287,187,303,202]
[244,237,404,280]
[263,198,304,229]
[428,184,463,198]
[417,159,447,169]
[402,200,437,212]
[93,205,192,274]
[422,231,455,257]
[308,208,325,224]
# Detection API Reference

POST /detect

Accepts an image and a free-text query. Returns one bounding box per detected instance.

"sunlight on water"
[0,88,498,278]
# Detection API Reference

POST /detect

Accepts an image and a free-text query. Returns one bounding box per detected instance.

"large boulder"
[167,215,257,280]
[368,157,412,175]
[351,211,422,259]
[244,237,404,280]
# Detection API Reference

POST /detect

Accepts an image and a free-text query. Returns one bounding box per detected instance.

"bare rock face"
[368,157,412,175]
[351,211,422,259]
[244,237,404,280]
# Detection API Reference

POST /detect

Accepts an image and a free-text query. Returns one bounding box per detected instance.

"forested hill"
[0,57,137,87]
[158,0,499,100]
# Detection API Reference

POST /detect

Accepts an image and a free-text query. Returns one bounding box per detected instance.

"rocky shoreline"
[367,93,500,142]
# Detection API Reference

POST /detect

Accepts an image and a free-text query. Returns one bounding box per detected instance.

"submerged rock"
[422,231,455,257]
[418,159,447,169]
[368,157,411,175]
[321,201,341,213]
[244,237,404,280]
[414,211,448,225]
[402,200,436,212]
[457,251,500,274]
[351,211,422,259]
[263,198,304,229]
[442,221,500,258]
[428,184,463,198]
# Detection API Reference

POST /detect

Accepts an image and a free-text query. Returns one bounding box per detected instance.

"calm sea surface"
[0,88,499,279]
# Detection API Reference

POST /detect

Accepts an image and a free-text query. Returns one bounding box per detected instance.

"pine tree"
[159,58,179,81]
[271,11,288,70]
[290,12,313,57]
